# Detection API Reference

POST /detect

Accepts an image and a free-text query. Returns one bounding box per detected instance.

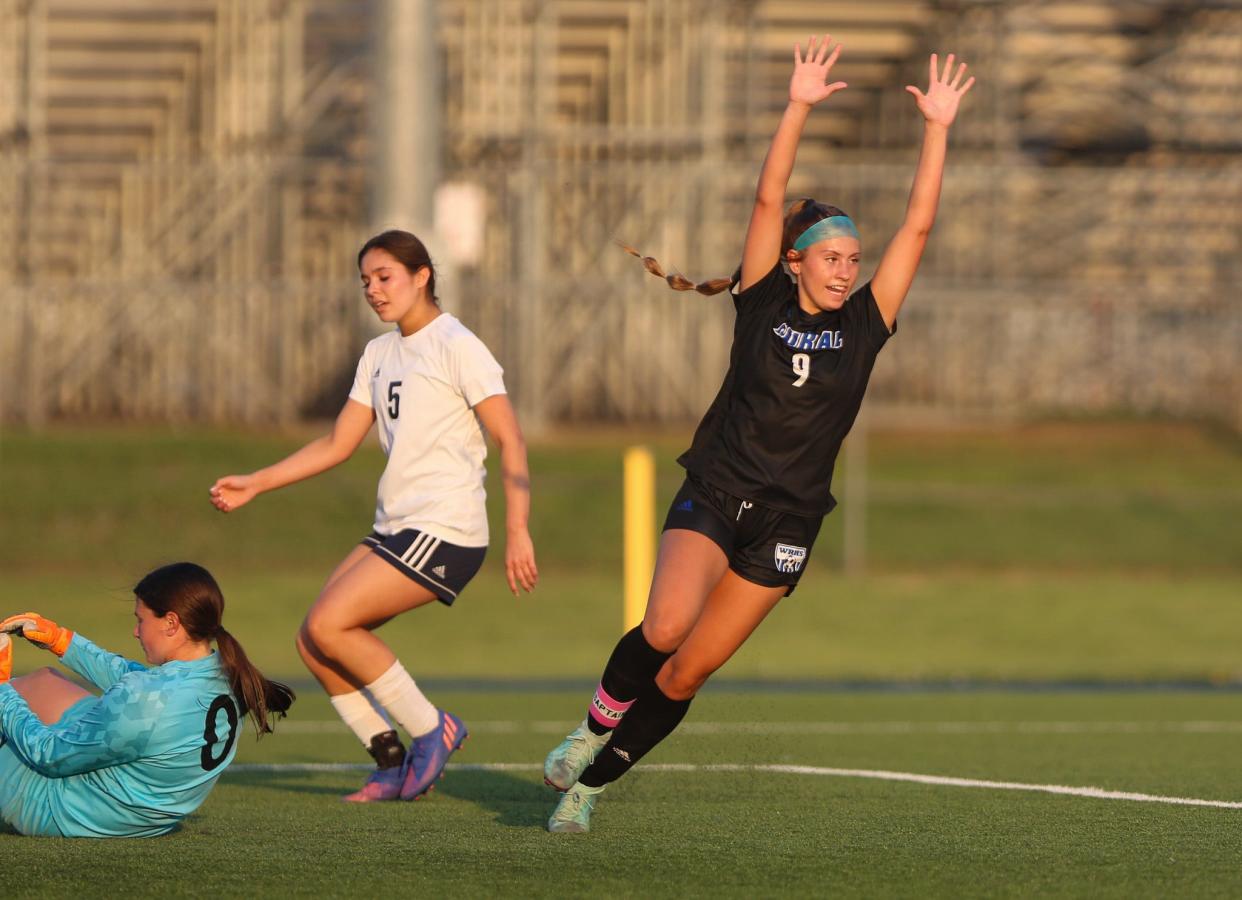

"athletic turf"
[3,691,1240,898]
[1,422,1239,895]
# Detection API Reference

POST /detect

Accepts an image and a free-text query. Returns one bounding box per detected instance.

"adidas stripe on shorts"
[362,530,487,606]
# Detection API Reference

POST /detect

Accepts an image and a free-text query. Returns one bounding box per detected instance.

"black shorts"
[363,530,486,606]
[662,476,823,595]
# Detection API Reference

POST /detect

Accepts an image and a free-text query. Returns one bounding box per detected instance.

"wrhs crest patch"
[774,543,807,573]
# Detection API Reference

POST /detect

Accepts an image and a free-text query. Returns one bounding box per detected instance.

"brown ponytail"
[133,563,295,737]
[619,244,737,296]
[212,627,295,735]
[621,198,850,293]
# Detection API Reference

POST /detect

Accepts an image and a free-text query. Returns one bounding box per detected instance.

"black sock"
[585,626,674,736]
[366,729,405,769]
[579,682,693,787]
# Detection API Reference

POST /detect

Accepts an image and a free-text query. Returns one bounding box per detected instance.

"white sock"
[366,661,440,738]
[329,690,394,747]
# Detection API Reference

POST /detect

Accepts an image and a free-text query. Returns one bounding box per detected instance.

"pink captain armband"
[588,683,635,729]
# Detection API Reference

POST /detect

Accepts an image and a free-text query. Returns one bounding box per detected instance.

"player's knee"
[302,610,342,659]
[658,654,710,700]
[640,618,687,654]
[10,666,61,693]
[294,625,316,661]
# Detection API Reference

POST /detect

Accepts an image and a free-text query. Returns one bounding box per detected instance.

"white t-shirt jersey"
[348,314,506,546]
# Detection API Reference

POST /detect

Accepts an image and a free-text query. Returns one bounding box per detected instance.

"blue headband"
[792,215,860,252]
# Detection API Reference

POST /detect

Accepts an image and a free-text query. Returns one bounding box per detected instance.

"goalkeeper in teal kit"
[0,562,293,838]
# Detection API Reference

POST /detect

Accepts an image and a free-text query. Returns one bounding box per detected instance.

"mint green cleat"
[544,720,609,791]
[547,782,605,833]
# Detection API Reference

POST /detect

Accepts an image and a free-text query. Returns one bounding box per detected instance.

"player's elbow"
[903,218,935,240]
[753,191,783,213]
[321,434,357,467]
[497,429,527,461]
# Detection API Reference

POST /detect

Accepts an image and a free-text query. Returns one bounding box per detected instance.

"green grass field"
[6,691,1242,898]
[1,421,1240,896]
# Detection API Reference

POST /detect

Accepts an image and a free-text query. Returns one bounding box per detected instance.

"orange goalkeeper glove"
[0,612,74,657]
[0,633,11,684]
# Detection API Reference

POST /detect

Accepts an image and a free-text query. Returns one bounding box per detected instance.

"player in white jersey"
[0,562,293,837]
[210,229,538,802]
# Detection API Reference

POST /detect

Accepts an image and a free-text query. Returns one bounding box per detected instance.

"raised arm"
[871,53,975,329]
[473,394,538,596]
[740,35,847,291]
[209,398,376,513]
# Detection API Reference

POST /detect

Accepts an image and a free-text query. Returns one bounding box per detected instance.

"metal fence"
[2,0,1239,428]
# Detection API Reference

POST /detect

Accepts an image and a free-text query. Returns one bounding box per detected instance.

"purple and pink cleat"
[343,765,405,803]
[400,710,468,800]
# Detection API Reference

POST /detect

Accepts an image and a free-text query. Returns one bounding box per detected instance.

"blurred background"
[1,0,1239,684]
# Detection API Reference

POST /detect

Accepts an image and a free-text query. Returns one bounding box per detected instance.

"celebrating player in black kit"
[543,35,975,832]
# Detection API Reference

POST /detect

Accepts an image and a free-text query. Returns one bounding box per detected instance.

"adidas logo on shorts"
[432,564,447,578]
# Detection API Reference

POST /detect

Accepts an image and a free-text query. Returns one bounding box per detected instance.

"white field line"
[224,761,1242,810]
[272,719,1242,735]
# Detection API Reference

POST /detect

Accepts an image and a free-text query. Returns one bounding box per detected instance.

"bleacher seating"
[2,0,1238,426]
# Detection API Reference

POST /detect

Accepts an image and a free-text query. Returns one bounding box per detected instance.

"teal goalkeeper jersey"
[0,634,242,838]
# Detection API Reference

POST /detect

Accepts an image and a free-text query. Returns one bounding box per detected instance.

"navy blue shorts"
[363,530,486,606]
[661,476,823,596]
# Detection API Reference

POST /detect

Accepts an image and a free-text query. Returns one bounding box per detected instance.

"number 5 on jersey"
[387,381,402,419]
[791,353,810,388]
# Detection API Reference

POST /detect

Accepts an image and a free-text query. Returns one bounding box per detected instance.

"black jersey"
[677,261,894,516]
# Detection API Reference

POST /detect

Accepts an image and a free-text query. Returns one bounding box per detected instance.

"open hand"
[790,34,847,107]
[906,52,975,127]
[505,528,538,596]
